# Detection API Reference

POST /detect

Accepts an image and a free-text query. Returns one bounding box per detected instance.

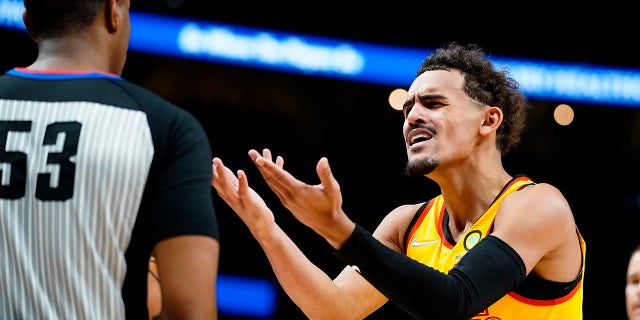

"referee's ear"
[105,0,126,33]
[22,9,37,42]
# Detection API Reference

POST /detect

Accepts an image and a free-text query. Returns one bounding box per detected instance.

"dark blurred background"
[2,2,638,319]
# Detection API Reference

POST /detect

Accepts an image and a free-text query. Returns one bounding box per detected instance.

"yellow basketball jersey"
[404,176,585,319]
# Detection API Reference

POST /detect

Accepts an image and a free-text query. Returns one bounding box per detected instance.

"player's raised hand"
[249,148,355,248]
[211,157,277,238]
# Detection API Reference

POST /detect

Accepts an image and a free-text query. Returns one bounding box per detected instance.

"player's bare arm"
[491,183,582,282]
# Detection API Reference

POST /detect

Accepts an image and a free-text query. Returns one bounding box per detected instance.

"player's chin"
[405,155,438,177]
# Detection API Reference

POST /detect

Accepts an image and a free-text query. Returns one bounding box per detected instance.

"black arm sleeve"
[334,225,526,320]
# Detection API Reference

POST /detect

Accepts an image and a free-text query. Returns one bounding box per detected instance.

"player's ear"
[480,106,502,134]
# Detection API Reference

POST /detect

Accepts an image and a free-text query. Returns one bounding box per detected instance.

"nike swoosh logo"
[411,238,440,247]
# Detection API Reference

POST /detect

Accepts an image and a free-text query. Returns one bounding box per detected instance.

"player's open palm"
[249,149,352,245]
[211,157,277,237]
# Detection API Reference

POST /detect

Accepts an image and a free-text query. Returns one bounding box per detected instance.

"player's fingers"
[211,159,235,202]
[212,159,233,183]
[236,169,250,197]
[262,148,273,162]
[251,152,301,198]
[211,158,219,185]
[248,149,260,162]
[275,155,284,168]
[316,157,340,195]
[211,158,243,202]
[211,158,228,188]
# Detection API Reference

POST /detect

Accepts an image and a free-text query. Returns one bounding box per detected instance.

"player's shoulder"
[501,182,573,223]
[374,203,427,252]
[376,202,427,234]
[512,182,567,205]
[388,202,426,218]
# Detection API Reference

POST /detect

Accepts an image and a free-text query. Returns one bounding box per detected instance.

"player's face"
[627,250,640,320]
[402,70,487,177]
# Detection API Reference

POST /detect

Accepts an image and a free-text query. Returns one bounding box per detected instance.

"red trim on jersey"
[507,278,582,306]
[405,198,435,251]
[438,205,455,249]
[500,175,531,198]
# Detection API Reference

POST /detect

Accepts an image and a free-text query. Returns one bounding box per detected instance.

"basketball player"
[212,43,585,319]
[0,0,219,319]
[627,244,640,319]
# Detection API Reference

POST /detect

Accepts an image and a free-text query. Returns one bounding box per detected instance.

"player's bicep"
[492,184,573,275]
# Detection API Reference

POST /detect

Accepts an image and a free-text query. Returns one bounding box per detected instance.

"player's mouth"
[407,128,433,147]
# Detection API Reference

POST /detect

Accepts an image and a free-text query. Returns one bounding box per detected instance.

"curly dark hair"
[23,0,106,38]
[417,42,530,155]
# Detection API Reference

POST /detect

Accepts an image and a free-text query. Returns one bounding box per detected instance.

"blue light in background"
[126,11,640,107]
[2,0,640,107]
[493,57,640,107]
[0,0,23,31]
[218,274,277,318]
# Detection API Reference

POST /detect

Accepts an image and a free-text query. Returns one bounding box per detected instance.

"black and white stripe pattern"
[0,99,153,319]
